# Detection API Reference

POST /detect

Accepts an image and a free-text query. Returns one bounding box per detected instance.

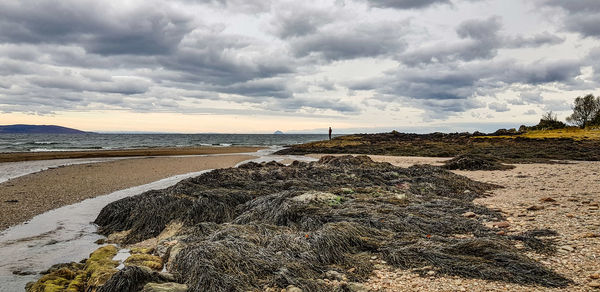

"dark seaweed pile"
[275,131,600,162]
[442,154,516,171]
[95,156,570,291]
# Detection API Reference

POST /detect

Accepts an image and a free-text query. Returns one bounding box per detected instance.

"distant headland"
[0,124,91,134]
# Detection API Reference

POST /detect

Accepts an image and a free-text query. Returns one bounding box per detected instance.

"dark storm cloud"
[0,1,194,55]
[542,0,600,38]
[291,21,408,60]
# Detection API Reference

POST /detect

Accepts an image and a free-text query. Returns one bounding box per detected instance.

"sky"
[0,0,599,133]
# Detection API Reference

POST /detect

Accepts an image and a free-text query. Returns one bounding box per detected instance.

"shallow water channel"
[0,152,316,291]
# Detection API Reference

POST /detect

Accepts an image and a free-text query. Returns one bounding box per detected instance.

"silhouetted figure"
[328,127,332,140]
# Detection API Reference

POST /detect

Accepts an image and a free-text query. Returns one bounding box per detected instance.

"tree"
[566,94,600,128]
[535,110,566,130]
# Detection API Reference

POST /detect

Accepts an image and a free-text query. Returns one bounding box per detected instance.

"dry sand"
[0,146,264,163]
[0,154,255,231]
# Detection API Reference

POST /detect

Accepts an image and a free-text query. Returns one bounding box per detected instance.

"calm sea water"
[0,133,333,153]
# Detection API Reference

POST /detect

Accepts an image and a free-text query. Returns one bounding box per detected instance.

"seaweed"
[94,155,571,291]
[442,154,515,171]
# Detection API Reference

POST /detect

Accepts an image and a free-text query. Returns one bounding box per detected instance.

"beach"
[6,150,599,291]
[0,148,261,231]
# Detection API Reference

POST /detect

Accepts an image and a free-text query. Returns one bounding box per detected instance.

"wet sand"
[0,154,255,231]
[0,146,264,163]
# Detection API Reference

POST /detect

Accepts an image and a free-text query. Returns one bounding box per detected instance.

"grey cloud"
[401,17,564,66]
[291,21,408,60]
[488,102,509,112]
[524,109,538,115]
[508,91,544,105]
[505,32,565,48]
[347,57,582,115]
[0,1,194,55]
[365,0,451,9]
[401,16,501,66]
[505,59,582,85]
[216,78,292,99]
[542,0,600,38]
[29,75,150,95]
[270,6,333,39]
[185,0,271,13]
[272,97,360,113]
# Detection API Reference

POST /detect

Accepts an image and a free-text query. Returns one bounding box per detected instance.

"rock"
[141,282,188,292]
[94,238,106,245]
[346,282,369,292]
[590,273,600,280]
[566,214,575,218]
[540,197,556,202]
[325,270,347,281]
[492,221,510,228]
[526,205,545,211]
[427,270,436,276]
[462,211,476,218]
[589,281,600,288]
[4,199,18,203]
[574,233,600,239]
[496,231,505,236]
[12,270,36,276]
[286,285,303,292]
[340,188,354,194]
[558,245,574,253]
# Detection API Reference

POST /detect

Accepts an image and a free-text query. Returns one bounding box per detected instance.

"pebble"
[492,221,510,228]
[526,205,544,211]
[591,273,600,280]
[589,281,600,288]
[462,211,476,218]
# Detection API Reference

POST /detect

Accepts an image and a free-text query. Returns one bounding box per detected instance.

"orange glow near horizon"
[0,111,351,133]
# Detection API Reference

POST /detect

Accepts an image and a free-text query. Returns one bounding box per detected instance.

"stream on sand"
[0,150,315,291]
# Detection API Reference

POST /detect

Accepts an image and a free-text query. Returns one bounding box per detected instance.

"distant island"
[0,124,91,134]
[273,130,284,134]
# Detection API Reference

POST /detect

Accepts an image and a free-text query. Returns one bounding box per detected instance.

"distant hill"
[0,124,91,134]
[273,130,284,134]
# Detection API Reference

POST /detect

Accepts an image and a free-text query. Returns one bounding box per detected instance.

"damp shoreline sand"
[0,149,261,231]
[0,146,265,163]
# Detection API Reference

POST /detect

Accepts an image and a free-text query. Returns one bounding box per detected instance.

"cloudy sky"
[0,0,599,133]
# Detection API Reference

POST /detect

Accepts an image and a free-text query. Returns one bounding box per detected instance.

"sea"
[0,133,334,153]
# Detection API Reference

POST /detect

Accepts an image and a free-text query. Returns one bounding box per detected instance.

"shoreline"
[0,146,266,163]
[0,153,256,231]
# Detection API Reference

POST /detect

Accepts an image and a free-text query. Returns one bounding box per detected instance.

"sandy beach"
[0,151,257,231]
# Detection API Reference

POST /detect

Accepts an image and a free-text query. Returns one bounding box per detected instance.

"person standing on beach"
[329,127,332,140]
